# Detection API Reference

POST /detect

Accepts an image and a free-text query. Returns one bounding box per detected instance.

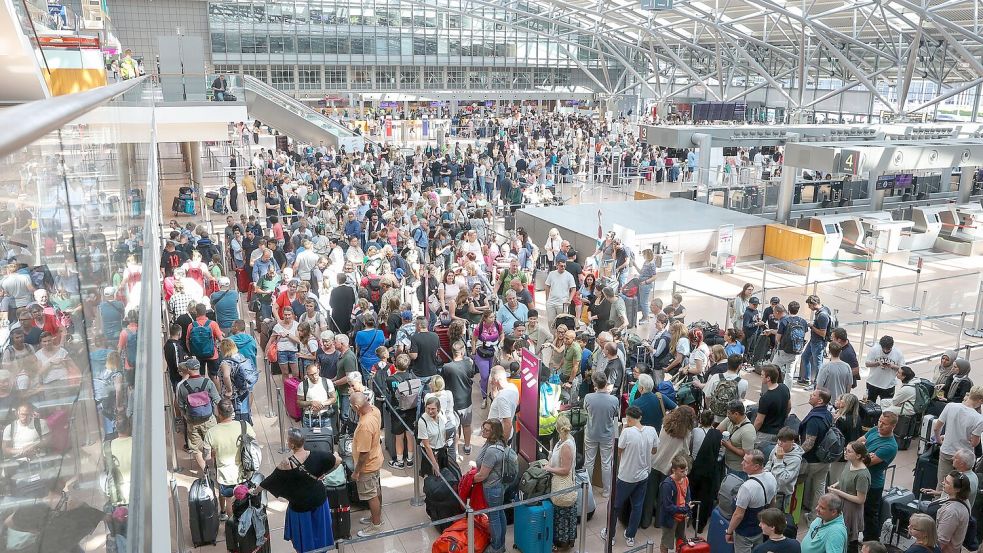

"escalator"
[242,75,368,151]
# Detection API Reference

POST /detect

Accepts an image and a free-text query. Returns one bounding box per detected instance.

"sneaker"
[356,524,383,538]
[599,528,614,546]
[803,384,816,391]
[406,457,414,467]
[626,537,636,547]
[388,459,405,469]
[463,445,472,455]
[358,516,374,525]
[219,514,229,522]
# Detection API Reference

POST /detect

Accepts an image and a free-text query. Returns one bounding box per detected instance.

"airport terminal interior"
[12,0,983,552]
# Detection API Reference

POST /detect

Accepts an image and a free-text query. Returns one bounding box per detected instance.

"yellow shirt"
[242,174,256,194]
[353,405,383,472]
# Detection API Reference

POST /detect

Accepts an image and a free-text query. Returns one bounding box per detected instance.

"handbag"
[550,442,578,507]
[265,337,279,363]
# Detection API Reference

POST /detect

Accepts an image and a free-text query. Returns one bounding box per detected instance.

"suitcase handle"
[688,500,701,539]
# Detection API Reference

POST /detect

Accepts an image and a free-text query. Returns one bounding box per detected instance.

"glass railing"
[0,76,164,552]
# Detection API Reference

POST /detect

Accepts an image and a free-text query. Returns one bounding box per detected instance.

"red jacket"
[458,467,488,510]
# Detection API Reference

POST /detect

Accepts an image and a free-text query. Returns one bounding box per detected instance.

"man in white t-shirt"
[1,402,48,458]
[726,450,778,553]
[933,384,983,492]
[863,335,904,402]
[487,366,519,440]
[601,405,659,548]
[298,364,337,429]
[544,259,576,329]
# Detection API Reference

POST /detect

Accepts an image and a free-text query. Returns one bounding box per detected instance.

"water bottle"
[718,431,730,462]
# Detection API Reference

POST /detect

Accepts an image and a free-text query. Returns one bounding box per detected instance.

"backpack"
[188,319,215,357]
[500,443,519,486]
[394,376,422,411]
[237,420,262,479]
[650,333,673,370]
[302,377,335,413]
[819,306,837,342]
[228,354,259,399]
[124,329,138,367]
[367,277,382,303]
[906,378,935,416]
[815,421,846,463]
[708,374,741,418]
[781,316,808,355]
[518,459,552,499]
[183,380,214,420]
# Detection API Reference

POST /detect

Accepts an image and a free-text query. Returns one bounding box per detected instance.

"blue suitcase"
[707,506,734,553]
[514,500,553,553]
[184,198,195,214]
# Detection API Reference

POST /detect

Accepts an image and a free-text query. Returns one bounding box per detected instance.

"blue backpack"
[781,316,808,355]
[188,319,215,357]
[125,329,138,367]
[228,354,259,398]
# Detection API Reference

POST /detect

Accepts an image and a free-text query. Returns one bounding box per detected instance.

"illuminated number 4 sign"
[838,149,862,175]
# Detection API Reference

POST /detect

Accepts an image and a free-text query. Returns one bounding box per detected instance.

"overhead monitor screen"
[894,173,914,188]
[875,174,896,190]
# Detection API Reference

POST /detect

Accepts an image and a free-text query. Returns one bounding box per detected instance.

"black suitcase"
[894,414,917,450]
[424,474,464,531]
[504,215,516,231]
[172,197,185,213]
[324,483,351,540]
[300,426,334,457]
[224,515,270,552]
[860,401,882,429]
[572,427,585,470]
[912,447,939,492]
[189,476,220,547]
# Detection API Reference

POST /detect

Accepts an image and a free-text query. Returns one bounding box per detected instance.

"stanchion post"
[275,386,288,454]
[854,271,865,314]
[264,359,275,419]
[812,280,818,297]
[466,508,476,553]
[916,291,928,336]
[910,257,923,310]
[578,480,590,553]
[165,404,180,472]
[803,262,811,294]
[957,311,968,350]
[873,260,884,300]
[410,439,424,506]
[761,263,768,299]
[973,281,983,332]
[868,299,883,347]
[858,320,869,361]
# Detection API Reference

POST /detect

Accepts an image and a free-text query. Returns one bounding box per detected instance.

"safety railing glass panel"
[0,78,161,552]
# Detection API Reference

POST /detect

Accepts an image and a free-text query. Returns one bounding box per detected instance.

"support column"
[691,133,712,189]
[776,165,797,223]
[117,143,133,193]
[188,141,203,188]
[959,165,977,203]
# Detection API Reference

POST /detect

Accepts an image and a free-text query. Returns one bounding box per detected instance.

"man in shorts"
[351,392,384,537]
[204,399,255,520]
[175,359,220,472]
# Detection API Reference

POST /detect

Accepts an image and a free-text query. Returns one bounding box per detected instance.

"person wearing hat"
[209,277,239,336]
[176,358,220,471]
[741,297,766,344]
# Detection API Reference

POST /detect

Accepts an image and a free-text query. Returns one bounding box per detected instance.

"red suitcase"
[677,501,710,553]
[283,376,302,421]
[45,408,70,453]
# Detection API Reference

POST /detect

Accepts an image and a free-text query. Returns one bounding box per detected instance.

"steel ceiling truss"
[395,0,983,114]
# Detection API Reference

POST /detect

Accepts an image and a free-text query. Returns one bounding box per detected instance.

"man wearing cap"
[210,278,239,336]
[742,297,766,344]
[175,359,221,472]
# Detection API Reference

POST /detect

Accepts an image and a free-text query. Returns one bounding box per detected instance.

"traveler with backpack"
[218,339,258,424]
[700,353,748,423]
[815,342,854,399]
[827,440,872,552]
[175,359,220,472]
[474,419,514,553]
[601,405,660,548]
[863,335,904,402]
[724,449,778,553]
[797,296,831,388]
[772,302,805,385]
[799,388,836,524]
[1,401,48,459]
[204,399,257,521]
[718,400,758,478]
[298,363,336,429]
[209,277,239,335]
[386,353,418,469]
[185,303,224,386]
[880,366,920,416]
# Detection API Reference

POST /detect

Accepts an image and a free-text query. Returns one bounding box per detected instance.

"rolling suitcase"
[185,198,196,215]
[860,401,882,429]
[324,480,351,540]
[225,505,270,553]
[912,446,939,492]
[189,476,220,547]
[172,197,185,214]
[918,414,937,454]
[513,499,553,553]
[574,468,595,521]
[879,486,915,536]
[283,377,302,421]
[707,506,734,553]
[301,426,333,456]
[677,501,710,553]
[894,414,916,450]
[424,466,464,531]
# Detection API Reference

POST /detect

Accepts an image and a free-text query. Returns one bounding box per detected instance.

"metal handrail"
[0,76,149,157]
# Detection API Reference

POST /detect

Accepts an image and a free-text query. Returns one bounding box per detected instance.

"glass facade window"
[352,66,372,89]
[298,66,321,89]
[325,68,346,87]
[376,66,397,89]
[468,68,487,89]
[400,67,419,88]
[448,69,465,88]
[271,65,294,90]
[424,67,442,87]
[243,65,269,82]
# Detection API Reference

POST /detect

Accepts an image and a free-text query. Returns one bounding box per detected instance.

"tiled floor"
[166,137,983,553]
